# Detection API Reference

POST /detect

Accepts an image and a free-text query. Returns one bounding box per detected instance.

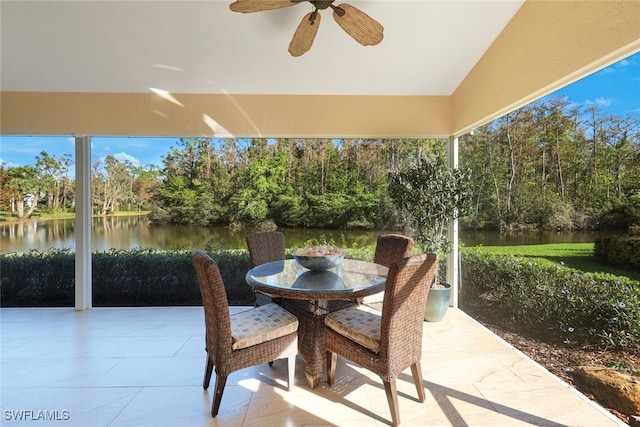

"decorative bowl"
[292,246,345,271]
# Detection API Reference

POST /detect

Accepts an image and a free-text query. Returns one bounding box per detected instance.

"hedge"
[4,246,637,351]
[594,235,640,270]
[1,245,377,307]
[460,249,640,351]
[0,248,254,307]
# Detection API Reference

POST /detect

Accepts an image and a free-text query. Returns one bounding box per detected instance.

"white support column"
[447,136,460,308]
[75,136,92,310]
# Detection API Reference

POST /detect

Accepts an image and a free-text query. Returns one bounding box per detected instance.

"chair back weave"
[380,253,438,370]
[192,250,233,364]
[373,234,414,268]
[246,231,286,267]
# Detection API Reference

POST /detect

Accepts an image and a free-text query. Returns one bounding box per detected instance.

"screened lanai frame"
[2,0,639,310]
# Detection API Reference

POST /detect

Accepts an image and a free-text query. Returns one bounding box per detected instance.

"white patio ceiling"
[2,0,522,97]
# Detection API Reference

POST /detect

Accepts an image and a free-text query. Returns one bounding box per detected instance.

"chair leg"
[211,374,227,417]
[287,355,296,390]
[410,362,426,402]
[326,351,337,386]
[383,379,400,426]
[203,355,214,390]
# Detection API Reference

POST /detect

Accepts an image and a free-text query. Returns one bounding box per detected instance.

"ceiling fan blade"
[288,11,321,57]
[333,3,383,46]
[230,0,297,13]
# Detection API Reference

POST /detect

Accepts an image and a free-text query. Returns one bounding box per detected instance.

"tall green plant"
[388,156,473,254]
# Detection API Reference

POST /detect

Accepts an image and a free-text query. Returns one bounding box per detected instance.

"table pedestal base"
[277,298,355,389]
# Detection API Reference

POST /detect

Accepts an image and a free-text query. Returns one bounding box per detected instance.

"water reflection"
[0,216,382,253]
[0,216,620,253]
[460,229,619,246]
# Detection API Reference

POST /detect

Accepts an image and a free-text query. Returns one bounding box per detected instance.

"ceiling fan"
[229,0,384,57]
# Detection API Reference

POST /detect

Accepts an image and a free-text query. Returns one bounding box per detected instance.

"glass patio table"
[246,259,388,388]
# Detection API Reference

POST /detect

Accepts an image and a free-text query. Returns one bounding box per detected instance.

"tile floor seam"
[86,357,126,388]
[469,382,563,426]
[171,336,196,358]
[104,386,145,427]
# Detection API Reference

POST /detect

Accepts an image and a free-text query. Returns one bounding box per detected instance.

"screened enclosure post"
[75,136,92,310]
[447,136,460,309]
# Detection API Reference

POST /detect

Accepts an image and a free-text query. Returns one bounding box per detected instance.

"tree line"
[464,98,639,230]
[0,151,162,218]
[1,98,638,230]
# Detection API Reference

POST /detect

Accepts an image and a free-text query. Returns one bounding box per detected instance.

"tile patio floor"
[0,307,626,426]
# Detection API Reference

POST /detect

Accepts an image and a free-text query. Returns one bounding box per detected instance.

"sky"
[1,52,639,170]
[540,51,640,118]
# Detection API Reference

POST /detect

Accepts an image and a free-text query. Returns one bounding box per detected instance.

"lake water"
[0,216,619,253]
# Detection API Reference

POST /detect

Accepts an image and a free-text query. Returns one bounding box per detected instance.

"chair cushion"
[360,291,384,305]
[325,305,382,353]
[230,303,299,350]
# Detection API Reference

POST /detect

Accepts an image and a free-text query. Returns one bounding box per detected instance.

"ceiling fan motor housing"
[310,1,334,10]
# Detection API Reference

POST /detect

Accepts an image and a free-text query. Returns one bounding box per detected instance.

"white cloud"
[112,152,140,166]
[596,56,635,75]
[586,97,613,107]
[0,157,21,168]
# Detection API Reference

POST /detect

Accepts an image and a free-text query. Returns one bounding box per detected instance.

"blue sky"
[541,52,640,117]
[0,135,182,170]
[1,52,638,169]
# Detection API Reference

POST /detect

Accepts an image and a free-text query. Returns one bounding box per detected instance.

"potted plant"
[387,155,473,321]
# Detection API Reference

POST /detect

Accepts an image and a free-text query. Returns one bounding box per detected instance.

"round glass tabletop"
[246,259,388,300]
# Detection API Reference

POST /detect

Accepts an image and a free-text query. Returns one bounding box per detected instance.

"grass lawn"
[0,211,150,223]
[465,243,640,282]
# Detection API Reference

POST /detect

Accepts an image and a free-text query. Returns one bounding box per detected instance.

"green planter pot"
[424,282,451,322]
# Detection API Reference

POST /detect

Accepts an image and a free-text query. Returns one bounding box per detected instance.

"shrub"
[0,249,76,306]
[0,245,376,308]
[594,235,640,270]
[1,248,255,307]
[6,246,638,352]
[461,249,640,351]
[387,156,473,254]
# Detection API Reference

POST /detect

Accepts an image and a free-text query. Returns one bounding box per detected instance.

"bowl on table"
[292,245,345,271]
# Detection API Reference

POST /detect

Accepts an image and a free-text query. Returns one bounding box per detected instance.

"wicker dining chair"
[246,231,286,306]
[360,234,414,309]
[192,250,298,417]
[325,253,438,426]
